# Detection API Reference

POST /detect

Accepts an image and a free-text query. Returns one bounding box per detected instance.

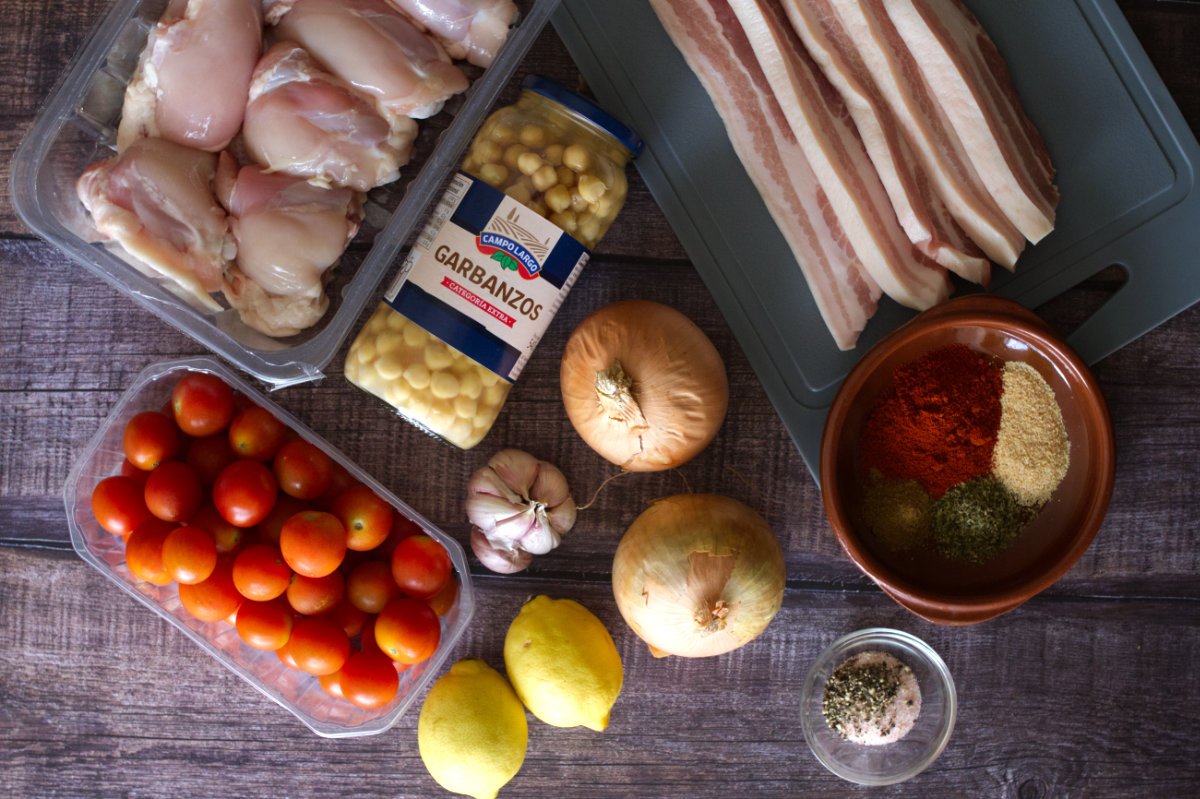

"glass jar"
[345,76,641,449]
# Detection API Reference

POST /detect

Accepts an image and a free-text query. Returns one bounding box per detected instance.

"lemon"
[417,659,528,799]
[503,595,623,732]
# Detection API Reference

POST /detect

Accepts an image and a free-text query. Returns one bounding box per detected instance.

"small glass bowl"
[800,628,956,785]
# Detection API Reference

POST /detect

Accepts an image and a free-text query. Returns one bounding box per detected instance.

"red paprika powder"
[860,344,1003,498]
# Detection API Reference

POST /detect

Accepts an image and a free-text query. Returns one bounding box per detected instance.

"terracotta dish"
[820,296,1115,625]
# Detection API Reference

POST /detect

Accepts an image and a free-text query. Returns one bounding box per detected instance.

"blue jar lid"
[520,75,643,157]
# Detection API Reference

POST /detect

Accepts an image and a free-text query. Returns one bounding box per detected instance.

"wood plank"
[1119,0,1200,133]
[0,548,1196,798]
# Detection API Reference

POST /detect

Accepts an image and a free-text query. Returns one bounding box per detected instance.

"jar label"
[384,172,590,382]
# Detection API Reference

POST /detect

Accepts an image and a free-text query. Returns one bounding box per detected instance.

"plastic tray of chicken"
[11,0,558,387]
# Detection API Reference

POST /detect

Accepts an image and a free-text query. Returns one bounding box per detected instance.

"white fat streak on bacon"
[910,148,990,285]
[885,0,1057,243]
[783,0,988,285]
[650,0,879,350]
[826,0,1024,269]
[728,0,950,311]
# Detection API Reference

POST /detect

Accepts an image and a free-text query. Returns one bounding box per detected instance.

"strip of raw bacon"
[649,0,880,350]
[728,0,950,310]
[784,0,988,286]
[824,0,1025,268]
[884,0,1058,243]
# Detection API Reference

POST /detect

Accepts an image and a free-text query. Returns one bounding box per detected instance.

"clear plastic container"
[63,357,475,737]
[10,0,559,388]
[345,76,642,448]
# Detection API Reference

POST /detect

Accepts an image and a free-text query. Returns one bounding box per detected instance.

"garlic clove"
[547,501,577,539]
[471,527,533,574]
[516,513,558,556]
[466,492,530,535]
[530,461,572,507]
[487,448,540,498]
[471,467,528,508]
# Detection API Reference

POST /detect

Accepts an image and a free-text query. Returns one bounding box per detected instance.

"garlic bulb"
[466,449,577,572]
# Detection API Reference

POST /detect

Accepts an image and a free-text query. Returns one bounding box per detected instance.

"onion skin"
[560,300,728,472]
[611,494,785,658]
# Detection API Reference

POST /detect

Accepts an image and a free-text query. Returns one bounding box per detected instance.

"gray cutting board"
[552,0,1200,480]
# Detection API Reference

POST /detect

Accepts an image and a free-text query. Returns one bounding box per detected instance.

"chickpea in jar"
[345,76,642,449]
[458,84,633,249]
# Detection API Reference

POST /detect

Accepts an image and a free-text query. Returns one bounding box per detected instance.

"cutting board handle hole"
[1034,263,1129,341]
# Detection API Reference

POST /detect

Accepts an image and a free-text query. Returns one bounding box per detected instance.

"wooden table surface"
[3,1,1199,796]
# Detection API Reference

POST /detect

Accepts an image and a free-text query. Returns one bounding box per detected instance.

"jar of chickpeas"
[345,76,642,449]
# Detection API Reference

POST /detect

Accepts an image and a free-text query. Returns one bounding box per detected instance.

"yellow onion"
[612,494,785,658]
[560,300,728,472]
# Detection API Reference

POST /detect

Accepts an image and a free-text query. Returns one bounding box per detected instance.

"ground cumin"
[861,470,932,551]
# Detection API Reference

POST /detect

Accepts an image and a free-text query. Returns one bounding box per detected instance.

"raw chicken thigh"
[384,0,517,67]
[117,0,262,152]
[77,138,230,311]
[243,43,417,191]
[270,0,469,121]
[217,155,361,337]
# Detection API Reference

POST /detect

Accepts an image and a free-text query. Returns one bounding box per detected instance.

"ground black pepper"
[822,651,921,745]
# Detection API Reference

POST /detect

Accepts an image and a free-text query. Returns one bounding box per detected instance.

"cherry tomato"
[232,543,292,601]
[286,571,344,616]
[427,576,459,617]
[172,373,235,437]
[228,406,287,462]
[213,460,277,528]
[189,503,246,554]
[178,558,242,622]
[289,616,351,676]
[186,434,237,486]
[329,598,368,638]
[122,410,181,471]
[277,638,302,670]
[236,599,294,651]
[273,440,333,500]
[280,511,346,578]
[339,652,400,709]
[376,512,423,559]
[124,518,174,585]
[391,535,452,600]
[375,597,440,665]
[143,461,203,523]
[346,560,400,615]
[120,459,150,486]
[332,485,393,552]
[339,547,372,574]
[254,494,305,545]
[319,460,358,507]
[357,615,381,655]
[318,668,346,699]
[161,525,217,585]
[92,475,150,537]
